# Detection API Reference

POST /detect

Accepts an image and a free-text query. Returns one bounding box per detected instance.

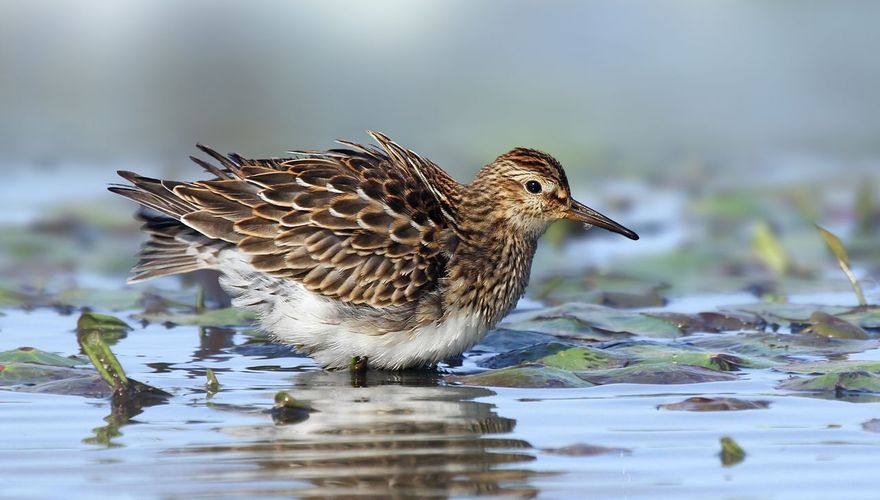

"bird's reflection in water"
[196,369,540,497]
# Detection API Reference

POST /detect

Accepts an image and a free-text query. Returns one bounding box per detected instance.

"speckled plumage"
[110,132,637,369]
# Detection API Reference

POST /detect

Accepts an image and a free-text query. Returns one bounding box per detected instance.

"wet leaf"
[535,273,668,308]
[862,419,880,433]
[752,220,789,275]
[803,312,868,339]
[133,307,256,327]
[658,397,770,412]
[577,364,738,385]
[0,363,89,386]
[688,331,880,360]
[76,312,132,345]
[0,347,86,367]
[474,328,565,353]
[206,368,220,394]
[504,303,682,340]
[450,365,594,388]
[271,391,316,424]
[541,443,631,456]
[780,360,880,375]
[478,343,626,371]
[610,341,776,370]
[779,371,880,394]
[816,224,867,306]
[77,317,129,392]
[720,436,746,466]
[726,303,851,328]
[646,311,761,334]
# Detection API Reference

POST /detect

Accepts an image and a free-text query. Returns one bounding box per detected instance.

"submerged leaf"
[577,364,738,385]
[451,365,594,388]
[658,397,770,412]
[541,443,631,456]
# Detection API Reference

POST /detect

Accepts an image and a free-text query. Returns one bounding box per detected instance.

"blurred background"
[1,0,878,301]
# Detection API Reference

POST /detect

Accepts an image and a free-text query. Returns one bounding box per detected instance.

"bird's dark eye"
[525,180,542,194]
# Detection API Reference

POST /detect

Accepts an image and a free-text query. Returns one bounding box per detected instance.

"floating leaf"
[726,303,851,328]
[780,360,880,375]
[610,341,776,371]
[803,312,868,339]
[133,307,256,327]
[450,365,594,388]
[541,443,631,456]
[0,347,86,367]
[576,364,738,385]
[0,363,88,386]
[503,303,682,340]
[816,224,867,306]
[720,436,746,466]
[688,331,879,360]
[478,343,626,371]
[658,397,770,412]
[779,371,880,394]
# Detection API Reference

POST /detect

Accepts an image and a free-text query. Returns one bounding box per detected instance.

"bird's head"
[471,148,639,240]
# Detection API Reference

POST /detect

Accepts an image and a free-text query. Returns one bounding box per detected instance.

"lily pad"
[0,363,90,386]
[472,328,560,353]
[450,365,594,388]
[657,397,770,411]
[478,343,626,371]
[609,341,777,370]
[686,332,880,360]
[133,307,256,327]
[803,312,869,339]
[779,360,880,375]
[0,347,86,367]
[726,303,853,328]
[779,371,880,394]
[503,303,682,340]
[645,311,761,334]
[576,364,738,385]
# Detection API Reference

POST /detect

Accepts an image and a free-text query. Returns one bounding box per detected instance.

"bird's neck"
[442,209,540,328]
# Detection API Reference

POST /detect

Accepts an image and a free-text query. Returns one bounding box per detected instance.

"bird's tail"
[109,170,231,283]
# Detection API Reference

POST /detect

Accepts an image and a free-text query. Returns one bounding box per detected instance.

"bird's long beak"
[566,199,639,240]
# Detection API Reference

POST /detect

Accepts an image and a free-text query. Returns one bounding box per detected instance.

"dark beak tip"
[627,232,640,241]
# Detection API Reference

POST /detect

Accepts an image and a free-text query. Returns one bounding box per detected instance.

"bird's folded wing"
[173,137,461,308]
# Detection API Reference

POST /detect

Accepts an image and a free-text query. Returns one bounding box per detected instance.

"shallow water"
[3,302,880,499]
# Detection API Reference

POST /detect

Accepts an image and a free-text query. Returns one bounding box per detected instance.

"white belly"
[216,251,489,369]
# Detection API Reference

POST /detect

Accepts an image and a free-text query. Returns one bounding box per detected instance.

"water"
[3,305,880,499]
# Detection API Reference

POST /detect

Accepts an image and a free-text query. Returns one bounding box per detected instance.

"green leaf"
[450,365,594,388]
[478,342,626,371]
[0,347,86,367]
[0,363,88,386]
[205,368,219,394]
[779,371,880,393]
[576,364,738,385]
[133,307,256,327]
[816,224,866,306]
[803,312,869,339]
[720,437,746,467]
[77,314,129,392]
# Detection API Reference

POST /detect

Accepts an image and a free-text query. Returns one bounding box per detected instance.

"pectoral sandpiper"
[111,132,638,369]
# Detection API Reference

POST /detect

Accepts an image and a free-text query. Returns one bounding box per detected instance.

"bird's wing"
[170,134,462,309]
